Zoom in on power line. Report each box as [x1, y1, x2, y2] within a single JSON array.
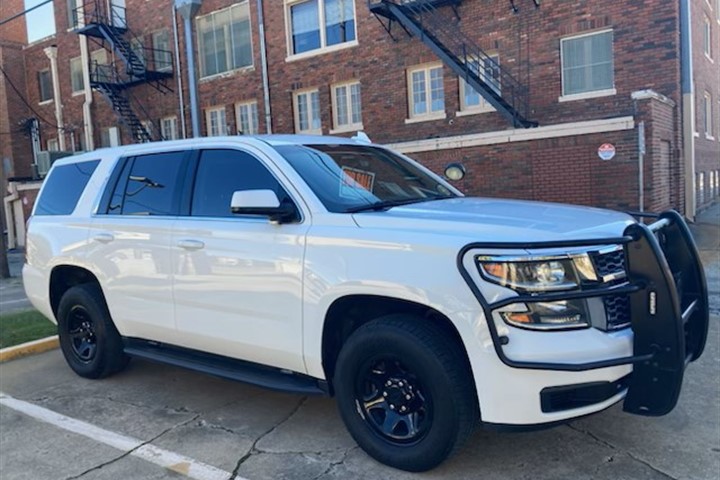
[[0, 0, 53, 27], [0, 64, 60, 130]]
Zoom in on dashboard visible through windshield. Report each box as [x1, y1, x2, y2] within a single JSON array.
[[275, 144, 458, 213]]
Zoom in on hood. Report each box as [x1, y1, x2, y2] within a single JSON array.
[[351, 197, 635, 243]]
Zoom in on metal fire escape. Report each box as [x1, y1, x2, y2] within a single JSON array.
[[72, 1, 174, 142], [368, 0, 538, 128]]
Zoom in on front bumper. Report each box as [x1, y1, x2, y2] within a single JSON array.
[[458, 210, 709, 417]]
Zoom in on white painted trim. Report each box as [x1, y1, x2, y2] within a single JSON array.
[[404, 113, 447, 124], [386, 116, 635, 154], [285, 40, 359, 63], [455, 108, 494, 117], [0, 393, 247, 480], [631, 89, 677, 107], [558, 88, 617, 103]]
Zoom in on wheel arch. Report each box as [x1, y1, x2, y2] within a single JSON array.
[[49, 265, 104, 318], [321, 294, 477, 397]]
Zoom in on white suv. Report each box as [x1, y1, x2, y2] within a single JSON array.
[[23, 135, 709, 471]]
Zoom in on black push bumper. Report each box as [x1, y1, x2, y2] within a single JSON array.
[[457, 210, 709, 417]]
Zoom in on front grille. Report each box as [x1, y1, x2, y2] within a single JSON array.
[[591, 249, 631, 330], [592, 249, 626, 278], [603, 293, 631, 330]]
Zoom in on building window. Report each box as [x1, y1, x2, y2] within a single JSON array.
[[407, 64, 445, 120], [161, 116, 178, 140], [70, 56, 84, 93], [704, 93, 714, 139], [67, 0, 82, 29], [101, 127, 120, 147], [235, 101, 259, 134], [560, 29, 614, 98], [459, 54, 500, 113], [205, 107, 228, 136], [703, 16, 712, 58], [47, 138, 59, 151], [287, 0, 356, 56], [293, 89, 322, 134], [152, 30, 172, 71], [197, 2, 253, 78], [331, 81, 362, 131], [38, 69, 53, 103]]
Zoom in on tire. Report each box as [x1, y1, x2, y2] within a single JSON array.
[[57, 283, 129, 379], [333, 314, 478, 472]]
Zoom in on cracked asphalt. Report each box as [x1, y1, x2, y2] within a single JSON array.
[[0, 204, 718, 480]]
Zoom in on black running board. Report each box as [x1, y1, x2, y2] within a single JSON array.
[[123, 338, 329, 396]]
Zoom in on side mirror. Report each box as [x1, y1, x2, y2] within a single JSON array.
[[230, 190, 297, 224]]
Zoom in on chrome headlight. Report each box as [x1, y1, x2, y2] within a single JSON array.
[[477, 255, 597, 330], [477, 258, 580, 292]]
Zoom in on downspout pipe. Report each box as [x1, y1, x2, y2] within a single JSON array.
[[43, 46, 65, 150], [175, 0, 202, 138], [79, 35, 94, 151], [172, 4, 187, 139], [256, 0, 272, 133], [680, 0, 696, 220]]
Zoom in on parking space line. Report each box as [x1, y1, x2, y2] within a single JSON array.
[[0, 392, 248, 480]]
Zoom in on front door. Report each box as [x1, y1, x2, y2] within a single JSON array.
[[172, 148, 309, 373]]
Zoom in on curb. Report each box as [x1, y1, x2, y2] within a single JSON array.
[[0, 336, 59, 363]]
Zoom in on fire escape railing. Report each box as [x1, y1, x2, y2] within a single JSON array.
[[369, 0, 537, 128]]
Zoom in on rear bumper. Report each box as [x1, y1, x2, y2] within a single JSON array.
[[458, 209, 709, 420]]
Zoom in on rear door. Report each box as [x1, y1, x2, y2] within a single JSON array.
[[171, 147, 310, 373], [87, 149, 191, 343]]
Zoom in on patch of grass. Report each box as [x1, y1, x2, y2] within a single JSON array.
[[0, 310, 57, 349]]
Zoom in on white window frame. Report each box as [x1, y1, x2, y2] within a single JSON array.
[[205, 107, 228, 136], [152, 30, 173, 72], [38, 69, 53, 104], [284, 0, 359, 61], [47, 138, 59, 151], [330, 81, 363, 133], [458, 54, 500, 116], [405, 63, 446, 123], [704, 92, 714, 139], [293, 88, 322, 134], [160, 116, 178, 140], [235, 101, 259, 135], [70, 56, 85, 95], [559, 29, 616, 102], [703, 15, 713, 60], [197, 2, 254, 80]]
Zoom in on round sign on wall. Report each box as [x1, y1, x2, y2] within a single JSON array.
[[598, 143, 616, 161]]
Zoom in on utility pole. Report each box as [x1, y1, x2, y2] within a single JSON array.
[[0, 163, 10, 278]]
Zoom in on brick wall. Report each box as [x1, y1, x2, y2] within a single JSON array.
[[0, 0, 27, 44], [692, 0, 720, 209], [0, 42, 33, 179]]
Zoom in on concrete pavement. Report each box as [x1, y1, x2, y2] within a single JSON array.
[[0, 251, 32, 314]]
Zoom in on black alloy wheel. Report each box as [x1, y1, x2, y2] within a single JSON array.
[[356, 356, 432, 444], [66, 305, 98, 363], [334, 314, 478, 472]]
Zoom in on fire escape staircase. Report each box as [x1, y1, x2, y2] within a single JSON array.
[[369, 0, 538, 128], [73, 1, 174, 142]]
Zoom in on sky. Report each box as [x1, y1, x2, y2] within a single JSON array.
[[25, 0, 57, 44]]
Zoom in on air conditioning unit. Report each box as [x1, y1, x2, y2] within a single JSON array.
[[35, 151, 75, 178]]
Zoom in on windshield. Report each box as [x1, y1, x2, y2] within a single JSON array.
[[275, 144, 458, 213]]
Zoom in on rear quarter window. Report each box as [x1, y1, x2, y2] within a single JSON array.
[[34, 160, 100, 216]]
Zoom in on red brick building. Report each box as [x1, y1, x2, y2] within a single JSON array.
[[1, 0, 718, 248]]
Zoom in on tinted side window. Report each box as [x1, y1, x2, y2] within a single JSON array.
[[35, 160, 100, 216], [191, 149, 288, 217], [121, 152, 187, 216]]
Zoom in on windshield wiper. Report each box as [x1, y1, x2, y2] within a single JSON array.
[[344, 196, 455, 213]]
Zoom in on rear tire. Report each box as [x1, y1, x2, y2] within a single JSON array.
[[57, 284, 129, 379], [333, 314, 478, 472]]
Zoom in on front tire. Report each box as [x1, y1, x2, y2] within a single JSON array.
[[57, 284, 129, 379], [334, 315, 478, 472]]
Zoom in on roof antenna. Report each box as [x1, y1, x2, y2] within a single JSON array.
[[352, 131, 372, 144]]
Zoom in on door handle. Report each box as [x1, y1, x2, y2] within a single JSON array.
[[92, 233, 114, 244], [177, 239, 205, 251]]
